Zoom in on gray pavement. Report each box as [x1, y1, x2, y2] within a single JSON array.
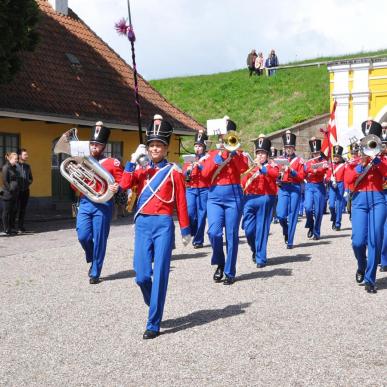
[[0, 214, 386, 386]]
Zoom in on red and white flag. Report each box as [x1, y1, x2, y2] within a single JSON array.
[[320, 100, 338, 158]]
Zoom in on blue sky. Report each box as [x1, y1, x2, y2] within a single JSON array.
[[68, 0, 387, 80]]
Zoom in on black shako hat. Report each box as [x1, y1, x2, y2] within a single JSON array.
[[361, 119, 382, 138], [333, 145, 343, 157], [269, 147, 278, 158], [225, 117, 237, 132], [146, 115, 173, 145], [194, 131, 208, 147], [90, 121, 110, 145], [309, 138, 322, 153], [381, 123, 387, 144], [254, 136, 271, 153], [282, 130, 296, 147]]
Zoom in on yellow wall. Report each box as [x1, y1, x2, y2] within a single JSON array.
[[0, 118, 184, 197]]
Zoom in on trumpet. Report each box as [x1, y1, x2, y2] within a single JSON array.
[[54, 128, 115, 203], [223, 131, 241, 152]]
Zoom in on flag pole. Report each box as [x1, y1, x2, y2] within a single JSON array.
[[115, 1, 143, 144]]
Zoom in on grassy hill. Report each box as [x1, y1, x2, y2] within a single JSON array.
[[150, 49, 387, 142]]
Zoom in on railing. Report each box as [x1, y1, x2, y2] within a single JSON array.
[[262, 54, 387, 75]]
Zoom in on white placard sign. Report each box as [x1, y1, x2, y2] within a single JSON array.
[[206, 118, 227, 136], [70, 141, 91, 157], [182, 154, 196, 164]]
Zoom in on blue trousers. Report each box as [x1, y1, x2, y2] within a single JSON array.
[[186, 187, 208, 246], [134, 214, 174, 332], [76, 197, 113, 278], [381, 190, 387, 267], [207, 184, 243, 278], [277, 183, 301, 247], [351, 191, 386, 285], [243, 194, 276, 265], [304, 182, 326, 238], [329, 181, 345, 228]]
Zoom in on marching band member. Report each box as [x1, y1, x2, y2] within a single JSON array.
[[120, 115, 190, 339], [201, 118, 249, 285], [326, 145, 346, 231], [304, 138, 328, 240], [182, 131, 210, 248], [76, 122, 123, 284], [344, 121, 386, 293], [269, 147, 280, 224], [276, 130, 305, 249], [380, 122, 387, 272], [241, 135, 279, 267]]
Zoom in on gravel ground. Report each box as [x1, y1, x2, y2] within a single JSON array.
[[0, 214, 386, 387]]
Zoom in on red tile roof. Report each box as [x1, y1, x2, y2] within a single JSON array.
[[0, 0, 204, 133]]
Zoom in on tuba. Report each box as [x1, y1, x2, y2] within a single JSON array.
[[223, 130, 241, 152], [54, 128, 115, 203], [359, 134, 382, 157]]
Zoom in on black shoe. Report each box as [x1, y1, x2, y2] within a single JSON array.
[[143, 330, 159, 340], [355, 270, 364, 284], [284, 235, 288, 244], [193, 244, 203, 249], [335, 227, 341, 231], [256, 263, 266, 268], [331, 222, 336, 230], [9, 229, 18, 235], [380, 265, 387, 272], [307, 229, 313, 238], [18, 226, 26, 232], [213, 265, 224, 282], [286, 245, 293, 249], [223, 276, 235, 285], [312, 235, 320, 240], [89, 277, 100, 284], [365, 283, 377, 293]]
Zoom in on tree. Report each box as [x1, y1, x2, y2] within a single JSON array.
[[0, 0, 40, 84]]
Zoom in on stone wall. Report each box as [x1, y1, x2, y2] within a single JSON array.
[[266, 113, 330, 159]]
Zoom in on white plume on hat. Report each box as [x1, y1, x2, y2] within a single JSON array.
[[95, 121, 103, 126]]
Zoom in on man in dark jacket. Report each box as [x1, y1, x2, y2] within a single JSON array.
[[2, 152, 20, 235], [16, 149, 33, 232], [246, 49, 258, 77]]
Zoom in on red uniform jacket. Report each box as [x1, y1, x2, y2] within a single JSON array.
[[325, 162, 346, 183], [71, 157, 123, 197], [241, 162, 279, 195], [304, 157, 328, 184], [279, 155, 305, 184], [201, 149, 249, 186], [120, 160, 190, 233], [182, 154, 210, 188], [344, 156, 387, 192]]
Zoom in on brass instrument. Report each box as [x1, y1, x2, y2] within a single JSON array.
[[359, 134, 382, 157], [54, 128, 115, 204], [223, 131, 241, 152]]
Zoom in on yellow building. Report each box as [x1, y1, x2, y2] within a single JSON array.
[[328, 58, 387, 145], [0, 0, 203, 209]]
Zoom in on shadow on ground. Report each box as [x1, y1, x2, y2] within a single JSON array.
[[296, 240, 331, 248], [376, 276, 387, 291], [237, 268, 292, 282], [101, 270, 135, 281], [161, 302, 251, 334], [268, 254, 311, 266], [172, 252, 208, 261]]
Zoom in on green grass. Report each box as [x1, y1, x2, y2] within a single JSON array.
[[150, 49, 387, 143]]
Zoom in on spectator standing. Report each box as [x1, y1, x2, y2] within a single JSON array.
[[255, 52, 264, 76], [246, 49, 258, 77], [265, 49, 279, 76], [1, 152, 20, 235], [16, 148, 33, 232]]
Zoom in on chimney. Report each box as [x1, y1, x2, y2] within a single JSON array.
[[48, 0, 68, 15]]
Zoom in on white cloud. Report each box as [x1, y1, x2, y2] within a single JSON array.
[[68, 0, 387, 79]]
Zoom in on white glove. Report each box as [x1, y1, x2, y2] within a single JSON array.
[[130, 144, 147, 163], [182, 234, 191, 247], [343, 191, 348, 199]]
